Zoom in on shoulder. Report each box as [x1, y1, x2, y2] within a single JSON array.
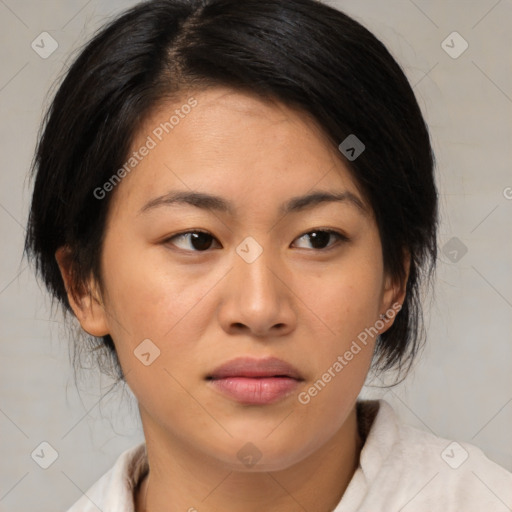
[[65, 442, 147, 512], [397, 417, 511, 508], [352, 400, 512, 511]]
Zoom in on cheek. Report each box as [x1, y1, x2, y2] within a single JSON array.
[[100, 238, 202, 337], [99, 239, 229, 389], [307, 264, 384, 341]]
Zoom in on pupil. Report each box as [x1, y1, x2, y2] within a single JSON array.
[[310, 231, 329, 249], [191, 232, 212, 251]]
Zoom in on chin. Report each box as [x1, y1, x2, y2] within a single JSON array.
[[207, 434, 318, 473]]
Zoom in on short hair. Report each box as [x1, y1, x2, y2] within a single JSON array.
[[24, 0, 438, 381]]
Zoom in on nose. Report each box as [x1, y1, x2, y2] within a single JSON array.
[[217, 245, 297, 338]]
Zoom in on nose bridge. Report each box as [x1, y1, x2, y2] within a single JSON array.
[[219, 234, 295, 335], [234, 235, 281, 309]]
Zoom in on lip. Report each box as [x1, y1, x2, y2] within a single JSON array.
[[206, 357, 304, 405]]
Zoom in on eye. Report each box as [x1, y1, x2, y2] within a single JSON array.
[[165, 230, 221, 252], [292, 229, 348, 250], [164, 228, 348, 253]]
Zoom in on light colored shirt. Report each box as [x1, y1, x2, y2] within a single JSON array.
[[65, 399, 512, 511]]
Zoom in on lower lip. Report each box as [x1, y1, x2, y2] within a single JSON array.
[[208, 377, 300, 405]]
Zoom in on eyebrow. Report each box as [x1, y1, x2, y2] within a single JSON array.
[[138, 189, 368, 217]]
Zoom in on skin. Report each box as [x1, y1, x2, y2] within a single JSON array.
[[56, 87, 408, 512]]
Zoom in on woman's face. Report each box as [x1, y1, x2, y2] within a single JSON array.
[[62, 87, 404, 471]]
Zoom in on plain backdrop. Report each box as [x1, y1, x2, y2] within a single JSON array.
[[0, 1, 511, 511]]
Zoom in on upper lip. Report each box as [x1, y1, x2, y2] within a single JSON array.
[[207, 356, 303, 380]]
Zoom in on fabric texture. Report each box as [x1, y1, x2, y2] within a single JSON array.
[[65, 399, 512, 511]]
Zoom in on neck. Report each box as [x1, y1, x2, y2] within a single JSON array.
[[135, 405, 363, 512]]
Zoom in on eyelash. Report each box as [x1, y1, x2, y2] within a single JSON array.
[[163, 229, 349, 253]]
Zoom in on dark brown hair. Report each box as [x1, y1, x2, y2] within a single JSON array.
[[24, 0, 438, 381]]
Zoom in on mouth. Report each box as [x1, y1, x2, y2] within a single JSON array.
[[206, 356, 304, 405]]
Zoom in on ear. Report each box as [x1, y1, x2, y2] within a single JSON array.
[[378, 249, 411, 333], [55, 246, 110, 337]]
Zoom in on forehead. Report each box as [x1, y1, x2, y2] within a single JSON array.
[[109, 87, 368, 217]]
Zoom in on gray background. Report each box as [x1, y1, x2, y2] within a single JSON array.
[[1, 1, 511, 511]]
